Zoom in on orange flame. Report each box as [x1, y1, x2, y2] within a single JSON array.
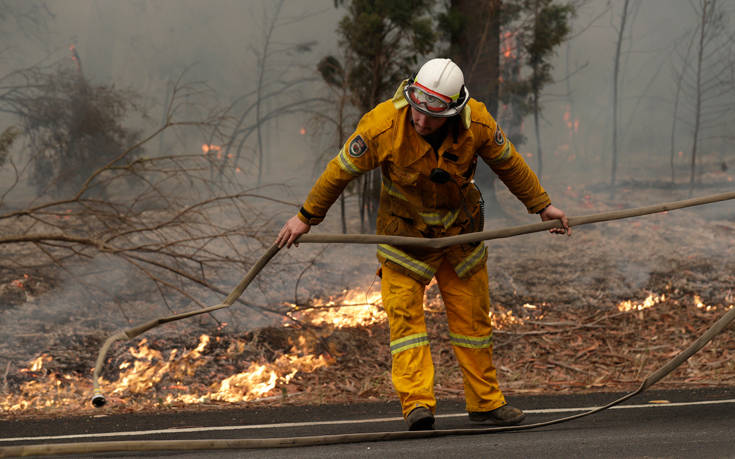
[[27, 354, 51, 372], [617, 293, 665, 312], [694, 295, 720, 312], [501, 31, 516, 59], [206, 354, 330, 403], [5, 282, 730, 415], [287, 287, 385, 328], [69, 44, 82, 72], [202, 144, 222, 155]]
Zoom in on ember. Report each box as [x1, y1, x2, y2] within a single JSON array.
[[10, 274, 30, 289], [201, 144, 221, 155]]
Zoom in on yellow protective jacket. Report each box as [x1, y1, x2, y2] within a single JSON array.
[[298, 81, 551, 284]]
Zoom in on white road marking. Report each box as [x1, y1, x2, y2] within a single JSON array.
[[2, 398, 734, 443]]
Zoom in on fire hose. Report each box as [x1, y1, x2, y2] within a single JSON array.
[[1, 191, 734, 457]]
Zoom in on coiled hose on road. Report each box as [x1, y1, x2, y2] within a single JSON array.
[[2, 191, 734, 457]]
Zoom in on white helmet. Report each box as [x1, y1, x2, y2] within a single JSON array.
[[404, 58, 469, 118]]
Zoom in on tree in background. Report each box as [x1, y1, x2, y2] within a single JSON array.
[[440, 0, 502, 116], [609, 0, 632, 197], [2, 58, 144, 199], [0, 75, 294, 327], [438, 1, 504, 215], [219, 1, 320, 187], [438, 0, 574, 215], [502, 0, 575, 180], [324, 0, 437, 232], [669, 27, 697, 185], [0, 0, 51, 47], [315, 54, 354, 233], [0, 128, 19, 198], [681, 0, 732, 196], [318, 0, 574, 224]]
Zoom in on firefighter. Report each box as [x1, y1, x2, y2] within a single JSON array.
[[276, 58, 570, 431]]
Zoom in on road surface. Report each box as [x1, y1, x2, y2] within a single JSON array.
[[1, 388, 733, 458]]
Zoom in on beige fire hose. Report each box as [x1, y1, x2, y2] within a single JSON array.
[[2, 191, 734, 457]]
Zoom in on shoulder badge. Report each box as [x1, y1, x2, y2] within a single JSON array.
[[494, 128, 505, 146], [348, 135, 368, 158]]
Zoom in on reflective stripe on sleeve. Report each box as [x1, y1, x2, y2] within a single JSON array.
[[454, 243, 487, 278], [336, 146, 366, 176], [449, 332, 493, 349], [390, 332, 430, 354], [378, 244, 436, 282], [485, 142, 512, 166]]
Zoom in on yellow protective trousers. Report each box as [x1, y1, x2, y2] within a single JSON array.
[[381, 257, 506, 418]]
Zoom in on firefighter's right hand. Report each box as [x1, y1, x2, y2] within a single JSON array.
[[276, 215, 311, 248]]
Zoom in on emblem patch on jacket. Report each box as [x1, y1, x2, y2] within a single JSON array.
[[494, 128, 505, 146], [348, 135, 368, 157]]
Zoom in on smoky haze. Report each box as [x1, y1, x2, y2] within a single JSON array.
[[540, 0, 734, 189], [1, 0, 733, 351], [2, 0, 732, 204]]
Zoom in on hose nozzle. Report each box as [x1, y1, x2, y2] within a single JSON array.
[[91, 390, 107, 408]]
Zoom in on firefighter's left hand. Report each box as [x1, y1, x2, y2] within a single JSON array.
[[539, 204, 571, 236]]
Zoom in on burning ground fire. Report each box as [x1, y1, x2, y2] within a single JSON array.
[[0, 286, 386, 414], [1, 285, 732, 415], [286, 286, 385, 328], [617, 293, 666, 312], [617, 293, 733, 313]]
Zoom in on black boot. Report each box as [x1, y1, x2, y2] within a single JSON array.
[[468, 404, 525, 426], [406, 406, 435, 431]]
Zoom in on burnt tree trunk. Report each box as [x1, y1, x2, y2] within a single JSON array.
[[611, 0, 630, 198], [450, 0, 505, 217], [452, 0, 501, 115], [689, 0, 709, 197]]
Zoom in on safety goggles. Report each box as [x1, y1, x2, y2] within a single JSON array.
[[405, 83, 454, 113]]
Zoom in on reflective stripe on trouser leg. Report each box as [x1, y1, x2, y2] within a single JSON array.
[[436, 259, 506, 412], [381, 262, 436, 418]]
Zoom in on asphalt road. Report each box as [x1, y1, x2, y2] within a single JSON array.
[[1, 388, 733, 458]]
